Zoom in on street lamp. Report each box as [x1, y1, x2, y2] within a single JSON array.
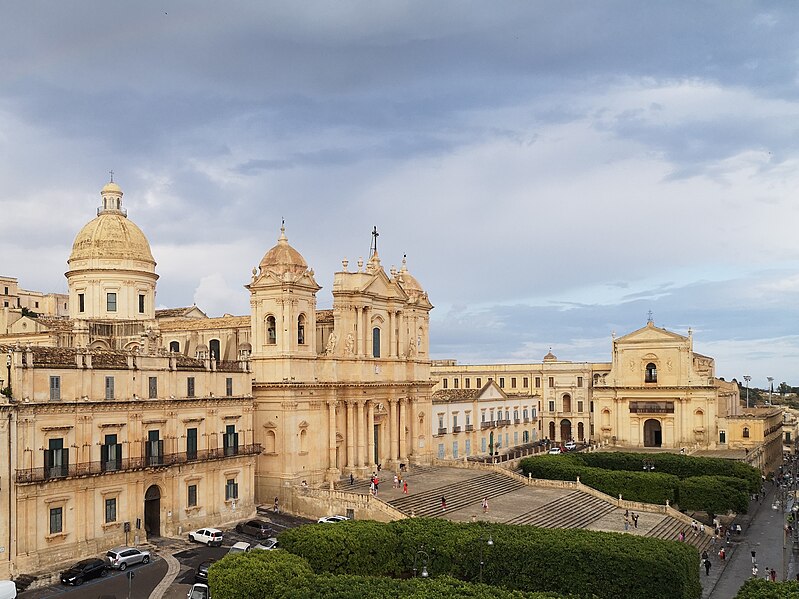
[[478, 534, 494, 583], [768, 377, 774, 405], [412, 547, 429, 578], [642, 459, 655, 472], [743, 376, 751, 409]]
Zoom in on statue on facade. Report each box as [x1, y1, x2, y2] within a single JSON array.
[[344, 333, 355, 356], [325, 332, 338, 355], [407, 337, 417, 357]]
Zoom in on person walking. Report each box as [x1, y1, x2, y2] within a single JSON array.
[[704, 558, 712, 576], [752, 564, 759, 578], [770, 568, 777, 582], [441, 496, 447, 511], [273, 496, 279, 514], [350, 473, 354, 486], [632, 513, 638, 528], [403, 480, 408, 494], [482, 497, 489, 514]]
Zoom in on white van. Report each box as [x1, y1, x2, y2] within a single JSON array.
[[0, 581, 16, 599]]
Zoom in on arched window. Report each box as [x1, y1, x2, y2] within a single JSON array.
[[300, 429, 308, 452], [266, 316, 276, 345], [645, 363, 657, 383], [372, 327, 381, 358], [743, 427, 750, 438], [209, 339, 221, 361], [562, 394, 572, 413], [297, 314, 306, 345], [169, 341, 180, 353], [265, 430, 276, 453]]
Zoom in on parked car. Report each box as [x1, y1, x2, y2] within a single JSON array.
[[187, 583, 210, 599], [195, 559, 215, 583], [317, 515, 350, 523], [189, 528, 223, 546], [564, 440, 577, 451], [227, 541, 251, 555], [0, 580, 16, 599], [253, 537, 279, 551], [235, 519, 272, 539], [105, 546, 151, 570], [548, 446, 562, 455], [60, 557, 107, 585]]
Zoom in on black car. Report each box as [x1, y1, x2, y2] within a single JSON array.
[[235, 519, 272, 539], [195, 559, 215, 583], [60, 557, 107, 585]]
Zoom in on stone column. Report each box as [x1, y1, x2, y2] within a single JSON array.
[[327, 400, 338, 478], [367, 401, 375, 468], [388, 311, 395, 357], [397, 311, 405, 356], [399, 397, 408, 462], [362, 306, 369, 357], [389, 398, 398, 463], [408, 397, 417, 460], [354, 306, 362, 356], [357, 401, 365, 468], [346, 400, 355, 469]]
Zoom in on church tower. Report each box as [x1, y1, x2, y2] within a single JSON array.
[[247, 224, 320, 382], [66, 179, 158, 323]]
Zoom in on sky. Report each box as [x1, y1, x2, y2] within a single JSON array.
[[0, 2, 797, 386]]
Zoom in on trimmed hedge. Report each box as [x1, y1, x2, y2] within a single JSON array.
[[208, 549, 578, 599], [519, 452, 758, 513], [733, 578, 799, 598], [277, 519, 701, 599]]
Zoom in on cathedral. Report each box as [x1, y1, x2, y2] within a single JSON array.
[[0, 180, 434, 576]]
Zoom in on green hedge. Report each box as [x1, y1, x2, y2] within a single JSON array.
[[278, 519, 701, 599], [208, 549, 578, 599], [678, 476, 750, 515], [733, 578, 799, 598]]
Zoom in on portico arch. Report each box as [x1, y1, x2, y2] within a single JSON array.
[[643, 419, 662, 447], [560, 419, 572, 441]]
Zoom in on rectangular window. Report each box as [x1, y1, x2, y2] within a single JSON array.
[[577, 376, 583, 387], [138, 294, 145, 314], [225, 478, 239, 500], [577, 401, 584, 413], [453, 414, 458, 428], [523, 377, 529, 388], [35, 301, 39, 308], [106, 292, 117, 312], [2, 287, 6, 295], [148, 376, 157, 399], [78, 293, 85, 313], [105, 376, 115, 400], [187, 377, 195, 398], [437, 444, 445, 459], [454, 378, 459, 389], [465, 439, 471, 456], [481, 437, 487, 453], [548, 400, 555, 412], [105, 498, 117, 523], [224, 424, 239, 456], [452, 441, 459, 459], [535, 377, 541, 388], [466, 413, 471, 426], [476, 378, 482, 388], [188, 484, 198, 507], [443, 379, 448, 389], [187, 428, 198, 461], [499, 377, 504, 388], [511, 377, 517, 388], [101, 434, 121, 471], [226, 377, 233, 397], [514, 431, 518, 444], [49, 507, 63, 534], [548, 377, 554, 387], [49, 376, 61, 401], [45, 438, 68, 479], [481, 411, 486, 423], [465, 378, 470, 389], [146, 430, 163, 466]]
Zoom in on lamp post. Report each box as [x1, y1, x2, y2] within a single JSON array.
[[768, 377, 774, 405], [412, 548, 429, 578], [743, 376, 751, 409], [478, 534, 494, 583], [642, 459, 655, 472]]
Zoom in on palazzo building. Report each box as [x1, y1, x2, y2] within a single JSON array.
[[0, 179, 434, 577]]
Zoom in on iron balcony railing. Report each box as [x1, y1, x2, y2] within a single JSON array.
[[465, 424, 474, 432], [437, 427, 448, 436], [15, 444, 262, 484], [452, 426, 462, 433]]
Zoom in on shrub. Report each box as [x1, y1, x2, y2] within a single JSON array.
[[208, 549, 313, 599], [678, 476, 750, 515], [733, 578, 799, 598]]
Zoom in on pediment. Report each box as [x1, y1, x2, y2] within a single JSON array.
[[361, 269, 408, 301], [616, 323, 687, 344], [8, 315, 46, 334], [476, 380, 507, 401]]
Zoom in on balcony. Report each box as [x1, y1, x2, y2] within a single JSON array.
[[523, 418, 530, 424], [452, 426, 462, 433], [437, 427, 448, 436], [465, 424, 474, 432], [16, 444, 262, 484], [514, 418, 521, 425], [481, 421, 494, 430]]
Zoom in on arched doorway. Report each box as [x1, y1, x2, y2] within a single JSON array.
[[643, 419, 662, 447], [548, 421, 556, 441], [560, 419, 572, 442], [144, 485, 161, 538], [577, 422, 584, 441]]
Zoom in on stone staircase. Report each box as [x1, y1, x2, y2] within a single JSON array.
[[646, 515, 714, 552], [388, 472, 526, 518], [333, 464, 443, 495], [504, 490, 616, 528]]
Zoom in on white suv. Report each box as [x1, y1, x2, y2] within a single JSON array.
[[189, 528, 223, 546], [564, 441, 577, 451]]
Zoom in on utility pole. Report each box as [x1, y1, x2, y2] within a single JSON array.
[[768, 377, 774, 405]]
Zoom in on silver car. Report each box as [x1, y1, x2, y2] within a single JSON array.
[[105, 546, 151, 570]]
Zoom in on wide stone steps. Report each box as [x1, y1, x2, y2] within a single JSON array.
[[388, 472, 525, 518], [505, 491, 616, 528], [333, 465, 440, 494], [646, 516, 714, 552]]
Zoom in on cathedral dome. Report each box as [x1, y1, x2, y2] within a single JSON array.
[[397, 256, 425, 296], [259, 225, 309, 276], [68, 182, 155, 267]]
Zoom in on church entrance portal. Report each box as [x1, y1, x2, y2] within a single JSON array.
[[643, 419, 662, 447], [560, 419, 572, 442], [144, 485, 161, 538]]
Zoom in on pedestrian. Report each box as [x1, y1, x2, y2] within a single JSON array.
[[273, 496, 279, 514], [752, 565, 758, 578], [403, 480, 408, 494], [350, 473, 354, 485], [701, 550, 709, 562], [718, 547, 725, 561], [632, 513, 638, 528], [482, 497, 489, 513], [441, 496, 447, 511], [678, 530, 685, 542], [374, 480, 379, 496], [770, 568, 777, 582], [711, 534, 717, 547], [704, 559, 711, 576], [370, 481, 375, 495], [394, 474, 399, 488], [624, 516, 629, 531]]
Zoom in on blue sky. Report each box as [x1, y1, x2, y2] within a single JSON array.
[[1, 2, 797, 385]]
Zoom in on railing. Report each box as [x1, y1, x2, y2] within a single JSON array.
[[481, 421, 494, 430], [465, 424, 474, 432], [16, 444, 262, 484], [452, 426, 462, 433], [514, 418, 521, 425], [437, 427, 448, 435], [523, 418, 530, 424]]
